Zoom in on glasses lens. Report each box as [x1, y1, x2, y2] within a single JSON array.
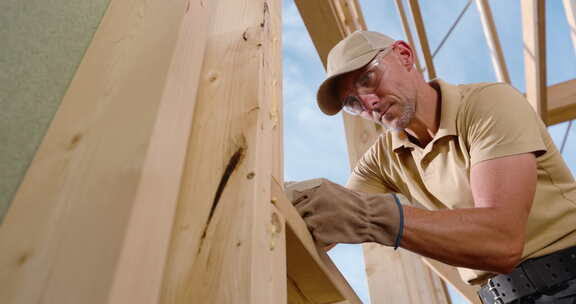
[[355, 66, 380, 94], [342, 96, 364, 115], [355, 50, 388, 94]]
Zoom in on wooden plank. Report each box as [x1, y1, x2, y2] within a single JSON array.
[[562, 1, 576, 125], [271, 0, 284, 184], [349, 0, 368, 30], [395, 0, 423, 72], [564, 0, 576, 53], [0, 0, 190, 303], [271, 204, 289, 304], [422, 258, 481, 304], [407, 0, 437, 80], [158, 0, 286, 303], [333, 0, 367, 35], [332, 0, 352, 36], [272, 178, 362, 304], [547, 79, 576, 125], [106, 1, 215, 303], [521, 0, 547, 122], [476, 0, 511, 83], [364, 244, 451, 304]]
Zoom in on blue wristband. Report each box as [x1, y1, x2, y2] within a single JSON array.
[[392, 193, 404, 250]]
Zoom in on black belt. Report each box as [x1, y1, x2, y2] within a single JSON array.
[[478, 245, 576, 304]]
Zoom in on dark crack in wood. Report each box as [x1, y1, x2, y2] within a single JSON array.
[[200, 147, 245, 242], [261, 2, 269, 27]]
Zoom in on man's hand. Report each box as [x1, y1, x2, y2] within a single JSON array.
[[286, 178, 404, 248]]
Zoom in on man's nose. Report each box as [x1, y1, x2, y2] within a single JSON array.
[[358, 94, 379, 112]]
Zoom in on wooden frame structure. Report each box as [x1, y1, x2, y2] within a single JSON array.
[[0, 0, 360, 303], [1, 0, 576, 304]]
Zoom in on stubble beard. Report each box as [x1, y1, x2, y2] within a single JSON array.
[[379, 98, 416, 131]]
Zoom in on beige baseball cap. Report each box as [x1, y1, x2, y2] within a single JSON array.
[[316, 31, 395, 115]]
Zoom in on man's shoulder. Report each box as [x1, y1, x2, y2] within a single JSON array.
[[456, 81, 511, 102]]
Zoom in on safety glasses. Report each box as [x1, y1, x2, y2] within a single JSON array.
[[341, 48, 392, 115]]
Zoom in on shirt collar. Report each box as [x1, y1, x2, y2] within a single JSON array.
[[391, 79, 460, 152]]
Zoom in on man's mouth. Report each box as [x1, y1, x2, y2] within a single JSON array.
[[382, 103, 393, 115], [378, 102, 394, 122]]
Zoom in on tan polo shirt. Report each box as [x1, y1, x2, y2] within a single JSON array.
[[346, 79, 576, 284]]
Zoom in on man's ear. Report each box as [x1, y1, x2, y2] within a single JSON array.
[[393, 41, 415, 71]]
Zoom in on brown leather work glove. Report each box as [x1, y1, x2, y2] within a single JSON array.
[[285, 178, 404, 249]]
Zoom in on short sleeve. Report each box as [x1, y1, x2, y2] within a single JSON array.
[[345, 138, 394, 194], [461, 83, 547, 167]]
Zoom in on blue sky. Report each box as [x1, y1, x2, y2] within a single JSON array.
[[282, 0, 576, 303]]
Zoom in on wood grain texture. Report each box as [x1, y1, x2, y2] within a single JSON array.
[[521, 0, 547, 122], [159, 0, 285, 303], [0, 0, 188, 303], [107, 1, 215, 303], [271, 0, 284, 185], [547, 79, 576, 125]]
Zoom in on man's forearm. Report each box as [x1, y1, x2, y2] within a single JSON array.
[[399, 205, 525, 273]]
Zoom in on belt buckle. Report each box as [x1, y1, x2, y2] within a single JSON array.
[[488, 278, 505, 304]]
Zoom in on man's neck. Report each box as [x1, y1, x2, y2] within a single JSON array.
[[405, 82, 441, 148]]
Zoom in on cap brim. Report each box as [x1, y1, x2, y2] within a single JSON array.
[[316, 49, 381, 115]]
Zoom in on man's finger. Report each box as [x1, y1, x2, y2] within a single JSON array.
[[291, 190, 310, 206], [295, 200, 317, 218]]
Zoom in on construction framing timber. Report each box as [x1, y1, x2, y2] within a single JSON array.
[[0, 0, 575, 304]]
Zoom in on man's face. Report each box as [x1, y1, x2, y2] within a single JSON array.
[[337, 46, 417, 131]]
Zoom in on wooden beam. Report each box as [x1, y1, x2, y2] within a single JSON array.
[[332, 0, 367, 35], [332, 1, 353, 36], [158, 0, 286, 303], [395, 0, 423, 72], [564, 0, 576, 53], [364, 244, 452, 304], [407, 0, 437, 80], [547, 79, 576, 125], [272, 0, 284, 185], [348, 0, 369, 30], [272, 179, 362, 304], [521, 0, 547, 122], [422, 258, 481, 304], [107, 2, 216, 303], [476, 0, 511, 83], [0, 1, 193, 303]]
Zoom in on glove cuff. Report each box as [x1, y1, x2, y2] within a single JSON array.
[[364, 192, 404, 248]]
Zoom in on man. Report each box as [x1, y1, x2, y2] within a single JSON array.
[[291, 31, 576, 303]]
